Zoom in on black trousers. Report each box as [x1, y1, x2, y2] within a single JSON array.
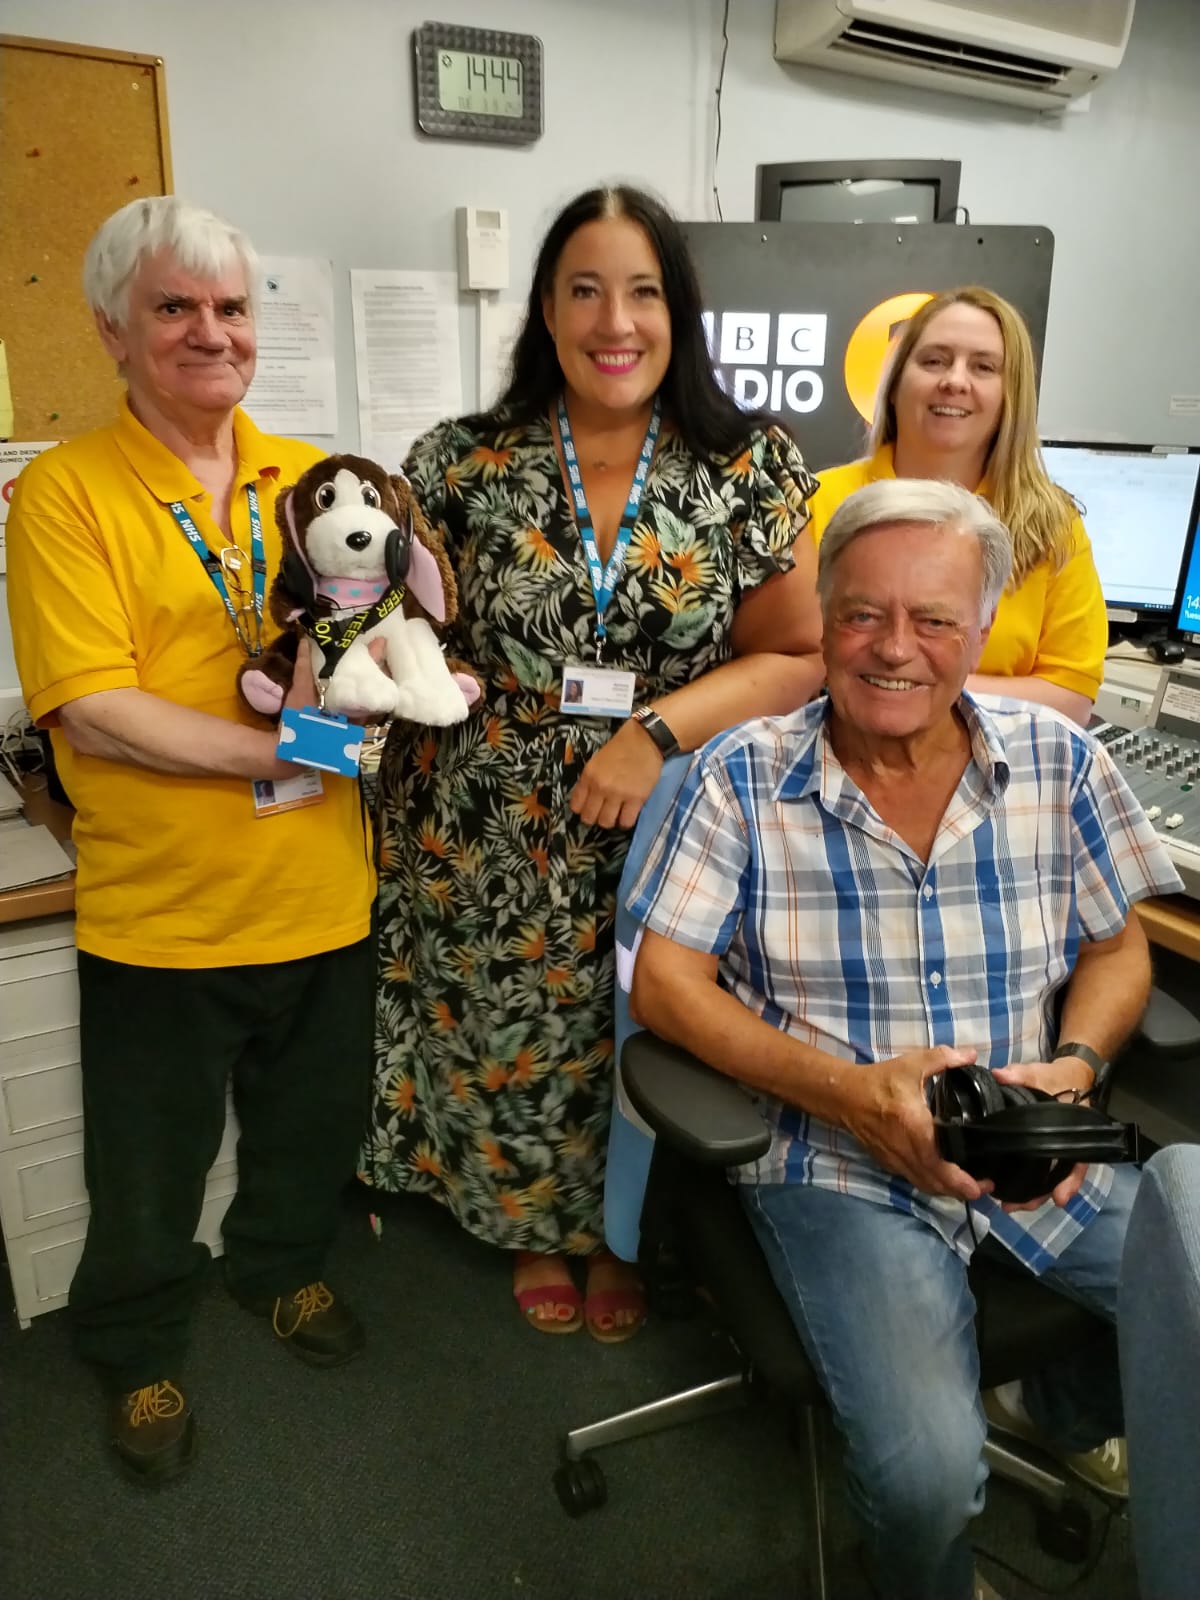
[[70, 936, 375, 1392]]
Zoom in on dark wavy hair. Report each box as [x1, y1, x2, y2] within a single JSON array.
[[472, 184, 780, 459]]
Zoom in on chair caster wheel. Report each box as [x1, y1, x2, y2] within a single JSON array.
[[1036, 1497, 1091, 1563], [554, 1456, 608, 1517]]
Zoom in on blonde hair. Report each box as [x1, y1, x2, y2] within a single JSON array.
[[868, 286, 1076, 585]]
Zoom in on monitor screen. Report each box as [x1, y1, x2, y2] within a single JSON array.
[[777, 178, 938, 225], [756, 160, 960, 225], [1173, 511, 1200, 639], [1040, 443, 1200, 617]]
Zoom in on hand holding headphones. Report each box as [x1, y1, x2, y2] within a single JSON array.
[[838, 1044, 990, 1203], [930, 1060, 1139, 1205]]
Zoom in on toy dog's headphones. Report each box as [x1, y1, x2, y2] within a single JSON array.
[[930, 1060, 1139, 1204], [280, 521, 413, 620]]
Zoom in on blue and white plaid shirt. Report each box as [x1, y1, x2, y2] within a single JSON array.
[[629, 693, 1183, 1273]]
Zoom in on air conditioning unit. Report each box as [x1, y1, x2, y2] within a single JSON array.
[[774, 0, 1135, 111]]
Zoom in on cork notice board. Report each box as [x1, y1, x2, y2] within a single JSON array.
[[0, 34, 173, 441]]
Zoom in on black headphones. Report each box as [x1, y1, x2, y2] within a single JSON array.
[[279, 521, 413, 617], [384, 521, 413, 590], [930, 1065, 1139, 1203]]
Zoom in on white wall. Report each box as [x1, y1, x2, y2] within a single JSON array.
[[720, 0, 1200, 445], [2, 0, 1197, 696]]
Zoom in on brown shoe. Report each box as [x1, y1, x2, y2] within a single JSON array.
[[109, 1380, 195, 1483], [245, 1282, 364, 1367]]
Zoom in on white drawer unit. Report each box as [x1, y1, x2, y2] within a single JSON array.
[[0, 1028, 84, 1148], [0, 1119, 239, 1240], [5, 1167, 239, 1326], [1, 1127, 92, 1237], [0, 916, 239, 1327], [0, 918, 79, 1044]]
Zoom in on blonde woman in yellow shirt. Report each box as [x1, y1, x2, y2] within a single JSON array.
[[806, 287, 1107, 724]]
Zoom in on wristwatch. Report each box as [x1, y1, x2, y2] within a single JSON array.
[[1052, 1040, 1113, 1105], [631, 704, 681, 759]]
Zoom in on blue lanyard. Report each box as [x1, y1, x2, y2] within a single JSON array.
[[557, 395, 661, 660], [168, 484, 266, 658]]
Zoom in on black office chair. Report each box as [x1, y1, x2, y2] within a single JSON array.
[[556, 990, 1200, 1599]]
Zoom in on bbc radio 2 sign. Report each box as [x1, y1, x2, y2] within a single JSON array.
[[702, 309, 830, 417], [703, 291, 937, 428], [684, 223, 1053, 470]]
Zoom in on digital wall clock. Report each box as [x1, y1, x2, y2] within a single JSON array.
[[413, 22, 543, 145]]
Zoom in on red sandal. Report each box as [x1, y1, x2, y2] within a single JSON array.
[[513, 1251, 583, 1335], [584, 1251, 647, 1344]]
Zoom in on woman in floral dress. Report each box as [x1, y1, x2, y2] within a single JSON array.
[[362, 185, 825, 1337]]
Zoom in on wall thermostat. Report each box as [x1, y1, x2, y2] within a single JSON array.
[[456, 207, 510, 292], [413, 22, 543, 145]]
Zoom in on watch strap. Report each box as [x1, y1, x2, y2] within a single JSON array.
[[631, 705, 680, 759], [1052, 1040, 1111, 1101]]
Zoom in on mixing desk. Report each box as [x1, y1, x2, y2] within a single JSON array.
[[1093, 664, 1200, 900]]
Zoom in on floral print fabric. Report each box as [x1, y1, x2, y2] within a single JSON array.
[[361, 410, 815, 1250]]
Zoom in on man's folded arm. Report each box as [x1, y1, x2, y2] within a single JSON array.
[[57, 688, 300, 781]]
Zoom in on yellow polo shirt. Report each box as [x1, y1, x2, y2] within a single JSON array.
[[6, 398, 375, 967], [805, 445, 1108, 699]]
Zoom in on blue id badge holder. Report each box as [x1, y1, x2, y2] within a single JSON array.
[[277, 705, 365, 777]]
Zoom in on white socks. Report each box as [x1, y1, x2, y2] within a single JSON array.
[[989, 1378, 1032, 1426]]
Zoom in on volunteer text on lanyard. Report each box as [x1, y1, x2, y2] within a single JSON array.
[[168, 485, 266, 658]]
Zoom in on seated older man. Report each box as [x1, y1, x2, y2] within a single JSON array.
[[629, 478, 1182, 1600]]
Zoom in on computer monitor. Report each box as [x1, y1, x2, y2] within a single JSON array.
[[1171, 494, 1200, 643], [1039, 442, 1200, 621], [756, 160, 961, 224]]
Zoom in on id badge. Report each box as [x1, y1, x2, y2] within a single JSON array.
[[253, 769, 325, 817], [560, 663, 636, 718], [277, 705, 365, 776]]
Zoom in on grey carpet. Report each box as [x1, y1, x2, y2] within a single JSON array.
[[0, 1184, 1137, 1600]]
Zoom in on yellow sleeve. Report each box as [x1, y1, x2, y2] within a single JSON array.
[[803, 460, 869, 548], [1030, 516, 1109, 699], [5, 452, 139, 727]]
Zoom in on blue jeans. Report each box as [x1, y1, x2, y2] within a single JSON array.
[[743, 1167, 1136, 1600]]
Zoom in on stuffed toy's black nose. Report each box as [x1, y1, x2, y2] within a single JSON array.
[[346, 530, 373, 552], [384, 524, 413, 588]]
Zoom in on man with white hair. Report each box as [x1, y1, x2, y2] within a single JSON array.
[[630, 478, 1182, 1600], [6, 198, 375, 1482]]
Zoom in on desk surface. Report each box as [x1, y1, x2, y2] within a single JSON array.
[[1136, 895, 1200, 964], [0, 778, 76, 926]]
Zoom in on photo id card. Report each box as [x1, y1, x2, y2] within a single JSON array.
[[560, 663, 636, 718], [252, 769, 325, 817]]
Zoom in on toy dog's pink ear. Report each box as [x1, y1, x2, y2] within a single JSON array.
[[406, 536, 447, 621]]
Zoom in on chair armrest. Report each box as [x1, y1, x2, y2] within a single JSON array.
[[1137, 986, 1200, 1059], [621, 1032, 772, 1167]]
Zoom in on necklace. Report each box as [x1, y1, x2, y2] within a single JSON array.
[[556, 399, 657, 477], [585, 450, 640, 475]]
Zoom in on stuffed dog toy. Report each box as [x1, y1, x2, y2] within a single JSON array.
[[237, 454, 480, 725]]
